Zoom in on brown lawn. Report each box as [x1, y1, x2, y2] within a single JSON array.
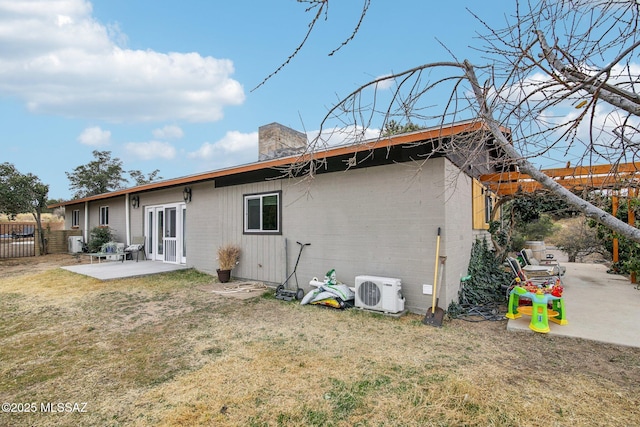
[[0, 254, 639, 426]]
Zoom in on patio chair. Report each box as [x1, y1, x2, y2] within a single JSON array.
[[505, 256, 562, 292], [520, 248, 566, 276], [99, 241, 125, 262], [124, 236, 146, 262]]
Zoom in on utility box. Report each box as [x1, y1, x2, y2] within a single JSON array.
[[68, 236, 84, 253]]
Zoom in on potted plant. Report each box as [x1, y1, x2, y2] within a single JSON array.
[[217, 244, 241, 283]]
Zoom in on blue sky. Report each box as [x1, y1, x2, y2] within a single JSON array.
[[1, 0, 522, 200]]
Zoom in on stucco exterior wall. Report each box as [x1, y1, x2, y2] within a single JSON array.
[[59, 157, 477, 315], [88, 196, 127, 243], [281, 160, 447, 313], [442, 161, 475, 308], [64, 203, 84, 231], [64, 197, 127, 245], [183, 158, 470, 314]]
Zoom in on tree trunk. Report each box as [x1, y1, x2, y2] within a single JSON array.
[[463, 60, 640, 244]]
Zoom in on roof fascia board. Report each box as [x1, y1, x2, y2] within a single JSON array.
[[52, 120, 497, 207]]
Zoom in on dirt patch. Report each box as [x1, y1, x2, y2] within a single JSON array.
[[0, 253, 91, 278], [198, 281, 269, 300]]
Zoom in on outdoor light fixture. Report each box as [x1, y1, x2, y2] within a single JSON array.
[[131, 195, 140, 209], [183, 187, 192, 204]]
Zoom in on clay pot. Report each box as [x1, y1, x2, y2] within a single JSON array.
[[217, 269, 231, 283]]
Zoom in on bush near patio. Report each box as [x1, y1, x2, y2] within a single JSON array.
[[88, 226, 114, 253]]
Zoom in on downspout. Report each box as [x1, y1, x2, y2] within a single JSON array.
[[125, 195, 131, 245], [83, 201, 89, 242]]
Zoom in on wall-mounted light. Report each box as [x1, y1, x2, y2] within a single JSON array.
[[131, 195, 140, 209], [183, 187, 192, 204]]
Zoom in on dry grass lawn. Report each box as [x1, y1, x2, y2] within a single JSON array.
[[1, 254, 639, 426]]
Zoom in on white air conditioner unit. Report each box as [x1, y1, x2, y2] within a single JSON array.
[[68, 236, 84, 253], [355, 275, 405, 314]]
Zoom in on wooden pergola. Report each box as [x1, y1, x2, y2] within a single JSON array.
[[479, 162, 640, 263]]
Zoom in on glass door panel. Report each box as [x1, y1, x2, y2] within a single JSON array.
[[181, 206, 187, 264], [145, 203, 185, 264], [157, 210, 164, 257], [164, 207, 177, 263]]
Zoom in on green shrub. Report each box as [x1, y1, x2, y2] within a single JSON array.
[[448, 238, 512, 318], [520, 214, 559, 241], [465, 238, 511, 303], [88, 226, 114, 253]]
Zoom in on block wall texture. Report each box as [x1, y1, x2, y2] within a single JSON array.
[[258, 123, 307, 161], [44, 229, 83, 254]]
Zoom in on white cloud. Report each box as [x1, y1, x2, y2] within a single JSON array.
[[124, 141, 176, 160], [188, 130, 258, 163], [493, 65, 640, 167], [187, 126, 387, 172], [0, 0, 244, 123], [372, 74, 394, 90], [307, 125, 381, 148], [77, 126, 110, 146], [153, 125, 184, 140]]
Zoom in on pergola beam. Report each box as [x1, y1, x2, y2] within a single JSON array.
[[480, 162, 640, 196], [480, 162, 640, 267]]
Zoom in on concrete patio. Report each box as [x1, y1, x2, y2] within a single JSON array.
[[507, 261, 640, 348], [61, 259, 189, 280]]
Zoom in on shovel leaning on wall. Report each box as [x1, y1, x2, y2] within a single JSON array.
[[423, 228, 446, 327]]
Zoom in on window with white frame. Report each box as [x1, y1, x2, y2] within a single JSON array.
[[244, 191, 281, 234], [72, 209, 80, 227], [99, 206, 109, 226]]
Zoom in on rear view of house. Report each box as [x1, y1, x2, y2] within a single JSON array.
[[56, 121, 501, 313]]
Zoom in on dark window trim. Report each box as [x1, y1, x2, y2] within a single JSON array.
[[72, 209, 80, 227], [243, 190, 282, 235], [99, 206, 109, 226]]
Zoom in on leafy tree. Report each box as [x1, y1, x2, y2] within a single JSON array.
[[0, 163, 49, 254], [490, 190, 580, 256], [66, 151, 163, 198], [554, 217, 607, 263], [593, 196, 640, 273], [128, 169, 163, 186], [382, 120, 422, 136], [87, 226, 114, 253], [66, 150, 128, 199], [507, 191, 581, 224]]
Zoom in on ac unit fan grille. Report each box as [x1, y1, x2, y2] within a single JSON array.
[[358, 281, 381, 307]]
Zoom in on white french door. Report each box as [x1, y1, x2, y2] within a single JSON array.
[[181, 205, 187, 264], [145, 203, 186, 264]]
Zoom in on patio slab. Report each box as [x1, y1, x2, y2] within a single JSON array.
[[61, 259, 189, 280], [507, 262, 640, 348]]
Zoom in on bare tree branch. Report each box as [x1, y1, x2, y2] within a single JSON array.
[[253, 0, 371, 91], [536, 30, 640, 115], [463, 59, 640, 242], [266, 0, 640, 243], [252, 1, 328, 92]]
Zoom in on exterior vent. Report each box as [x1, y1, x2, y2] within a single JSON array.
[[68, 236, 84, 253], [355, 275, 405, 314]]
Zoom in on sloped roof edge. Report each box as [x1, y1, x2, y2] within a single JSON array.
[[51, 119, 491, 208]]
